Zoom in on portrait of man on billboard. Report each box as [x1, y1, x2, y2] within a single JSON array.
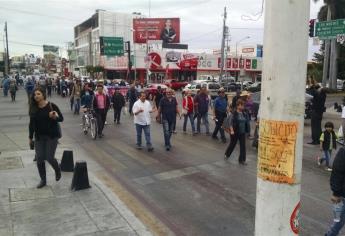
[[160, 19, 176, 43]]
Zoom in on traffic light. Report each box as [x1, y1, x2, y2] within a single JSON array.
[[309, 19, 315, 38]]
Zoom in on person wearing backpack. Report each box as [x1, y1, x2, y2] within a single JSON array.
[[223, 99, 250, 165], [9, 77, 18, 102]]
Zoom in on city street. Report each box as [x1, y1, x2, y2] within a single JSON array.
[[1, 90, 344, 236]]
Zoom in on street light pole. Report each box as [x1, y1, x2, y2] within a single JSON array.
[[235, 36, 250, 82], [255, 0, 309, 235]]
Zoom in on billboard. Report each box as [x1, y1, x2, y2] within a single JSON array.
[[133, 18, 180, 43], [43, 45, 59, 63]]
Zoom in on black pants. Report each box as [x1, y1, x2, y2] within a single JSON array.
[[10, 91, 16, 101], [225, 133, 246, 163], [311, 111, 322, 143], [212, 111, 226, 140], [129, 102, 134, 115], [96, 109, 107, 135], [35, 136, 60, 181], [113, 107, 122, 123]]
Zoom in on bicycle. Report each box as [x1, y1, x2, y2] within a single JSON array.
[[81, 107, 98, 140]]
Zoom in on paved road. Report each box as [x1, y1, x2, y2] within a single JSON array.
[[1, 89, 343, 236]]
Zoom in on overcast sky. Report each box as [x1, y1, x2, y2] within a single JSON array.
[[0, 0, 323, 58]]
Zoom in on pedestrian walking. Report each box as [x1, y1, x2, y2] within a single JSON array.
[[133, 92, 155, 151], [25, 77, 35, 104], [182, 89, 196, 135], [318, 122, 337, 171], [127, 85, 138, 115], [212, 88, 227, 143], [157, 89, 180, 151], [2, 76, 10, 97], [153, 86, 164, 109], [111, 88, 126, 124], [9, 77, 18, 102], [194, 86, 210, 135], [93, 84, 110, 138], [325, 147, 345, 236], [223, 99, 250, 165], [80, 83, 94, 109], [28, 88, 63, 188], [308, 84, 326, 145], [71, 79, 82, 115], [47, 77, 53, 97]]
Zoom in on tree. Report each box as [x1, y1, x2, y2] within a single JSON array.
[[313, 0, 345, 85]]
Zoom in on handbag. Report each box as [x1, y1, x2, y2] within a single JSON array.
[[49, 102, 62, 139]]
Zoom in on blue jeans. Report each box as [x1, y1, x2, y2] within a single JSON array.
[[321, 150, 332, 168], [183, 113, 195, 133], [135, 124, 152, 148], [74, 98, 81, 114], [162, 119, 174, 147], [326, 199, 345, 236], [197, 112, 209, 134]]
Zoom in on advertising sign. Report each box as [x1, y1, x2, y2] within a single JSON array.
[[43, 45, 59, 63], [133, 18, 180, 43]]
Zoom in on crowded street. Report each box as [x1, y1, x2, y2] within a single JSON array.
[[0, 88, 343, 235]]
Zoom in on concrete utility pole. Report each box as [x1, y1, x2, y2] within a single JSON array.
[[5, 22, 9, 75], [255, 0, 309, 235], [322, 6, 331, 88], [219, 7, 227, 82]]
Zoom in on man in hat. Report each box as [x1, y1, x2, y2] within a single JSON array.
[[212, 87, 228, 143]]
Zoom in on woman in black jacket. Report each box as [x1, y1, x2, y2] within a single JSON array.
[[29, 88, 63, 188]]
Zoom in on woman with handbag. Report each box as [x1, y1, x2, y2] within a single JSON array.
[[29, 88, 63, 188], [182, 89, 196, 135]]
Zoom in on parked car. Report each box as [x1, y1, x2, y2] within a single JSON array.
[[164, 79, 189, 90], [247, 82, 261, 92], [221, 82, 241, 92], [189, 82, 221, 99], [143, 83, 168, 98], [195, 75, 218, 83]]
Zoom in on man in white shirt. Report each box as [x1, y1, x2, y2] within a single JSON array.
[[133, 92, 155, 151]]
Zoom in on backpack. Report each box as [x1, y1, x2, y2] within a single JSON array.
[[9, 82, 17, 92]]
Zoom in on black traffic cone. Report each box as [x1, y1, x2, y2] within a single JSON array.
[[71, 161, 91, 191], [60, 150, 74, 172]]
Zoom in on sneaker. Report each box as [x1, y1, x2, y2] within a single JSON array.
[[325, 167, 332, 172], [317, 157, 321, 166], [147, 147, 154, 152], [136, 145, 143, 150], [224, 155, 229, 161], [173, 130, 177, 134], [105, 121, 108, 125], [166, 146, 171, 151]]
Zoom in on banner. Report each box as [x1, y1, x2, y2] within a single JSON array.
[[133, 18, 180, 43]]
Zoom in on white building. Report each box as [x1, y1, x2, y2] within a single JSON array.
[[73, 10, 140, 75]]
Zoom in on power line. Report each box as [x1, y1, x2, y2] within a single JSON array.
[[0, 6, 80, 22]]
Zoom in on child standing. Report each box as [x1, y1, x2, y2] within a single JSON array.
[[318, 122, 337, 171]]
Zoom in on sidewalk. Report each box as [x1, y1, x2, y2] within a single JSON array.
[[0, 92, 153, 236], [0, 147, 152, 236]]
